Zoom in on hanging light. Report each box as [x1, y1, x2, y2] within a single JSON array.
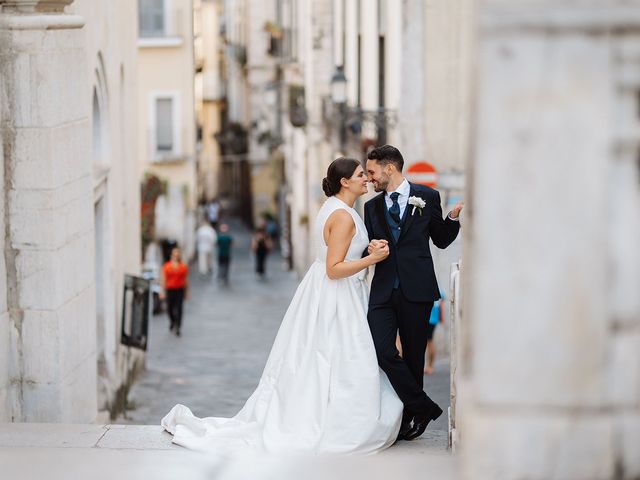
[[330, 65, 347, 105]]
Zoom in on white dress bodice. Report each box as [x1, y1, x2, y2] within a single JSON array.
[[314, 196, 369, 265]]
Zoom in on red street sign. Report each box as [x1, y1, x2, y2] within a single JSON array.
[[407, 162, 438, 187]]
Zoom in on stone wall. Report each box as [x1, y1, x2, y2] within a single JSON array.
[[0, 36, 8, 419], [459, 1, 640, 478], [0, 1, 97, 422], [0, 0, 143, 422]]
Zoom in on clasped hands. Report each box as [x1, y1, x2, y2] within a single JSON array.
[[367, 239, 390, 262]]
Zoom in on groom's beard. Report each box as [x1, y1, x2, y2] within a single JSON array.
[[372, 177, 389, 193]]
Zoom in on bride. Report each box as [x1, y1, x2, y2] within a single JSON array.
[[162, 158, 403, 455]]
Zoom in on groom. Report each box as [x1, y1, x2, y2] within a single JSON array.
[[364, 145, 463, 441]]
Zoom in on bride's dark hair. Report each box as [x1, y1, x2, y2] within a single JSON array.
[[322, 157, 361, 197]]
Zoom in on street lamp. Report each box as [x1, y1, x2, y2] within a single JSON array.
[[330, 65, 347, 151], [329, 65, 398, 150], [330, 65, 347, 104]]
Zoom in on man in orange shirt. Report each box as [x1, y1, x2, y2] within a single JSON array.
[[160, 247, 189, 337]]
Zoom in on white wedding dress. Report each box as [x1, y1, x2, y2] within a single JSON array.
[[161, 196, 403, 455]]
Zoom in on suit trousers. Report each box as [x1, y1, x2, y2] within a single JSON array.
[[368, 287, 438, 420], [166, 288, 185, 330]]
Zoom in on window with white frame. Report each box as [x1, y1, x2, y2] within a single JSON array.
[[156, 97, 173, 152], [139, 0, 165, 38], [151, 93, 180, 158]]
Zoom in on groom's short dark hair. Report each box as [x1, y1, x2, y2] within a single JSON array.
[[367, 145, 404, 172]]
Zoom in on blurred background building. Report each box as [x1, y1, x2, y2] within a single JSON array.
[[194, 0, 224, 204]]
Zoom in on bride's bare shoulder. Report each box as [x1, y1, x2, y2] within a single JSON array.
[[324, 208, 355, 232], [326, 208, 354, 224]]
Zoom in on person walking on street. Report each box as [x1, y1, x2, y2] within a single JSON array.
[[424, 290, 445, 375], [196, 220, 217, 275], [216, 223, 233, 285], [206, 199, 220, 229], [251, 226, 273, 279], [265, 215, 279, 249], [160, 247, 189, 337]]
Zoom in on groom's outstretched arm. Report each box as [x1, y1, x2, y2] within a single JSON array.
[[428, 190, 460, 249]]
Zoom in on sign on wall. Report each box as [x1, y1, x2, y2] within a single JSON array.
[[407, 161, 439, 188], [121, 275, 150, 351]]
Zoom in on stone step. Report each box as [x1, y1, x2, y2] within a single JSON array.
[[0, 423, 455, 480]]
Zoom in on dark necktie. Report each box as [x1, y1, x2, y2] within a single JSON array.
[[389, 192, 401, 225]]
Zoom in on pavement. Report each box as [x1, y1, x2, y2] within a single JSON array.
[[0, 221, 455, 479], [0, 423, 456, 480]]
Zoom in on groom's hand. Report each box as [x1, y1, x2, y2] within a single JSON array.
[[368, 239, 388, 255], [449, 202, 464, 220], [370, 242, 390, 262]]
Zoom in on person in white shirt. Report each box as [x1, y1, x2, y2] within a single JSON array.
[[196, 220, 217, 275], [205, 200, 220, 228]]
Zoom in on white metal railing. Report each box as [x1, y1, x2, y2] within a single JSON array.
[[449, 260, 461, 450]]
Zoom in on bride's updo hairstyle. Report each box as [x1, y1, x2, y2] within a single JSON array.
[[322, 157, 361, 197]]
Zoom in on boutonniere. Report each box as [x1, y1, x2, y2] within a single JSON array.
[[408, 196, 426, 216]]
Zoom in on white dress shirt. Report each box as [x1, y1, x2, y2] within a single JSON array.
[[384, 178, 411, 218], [385, 178, 460, 221]]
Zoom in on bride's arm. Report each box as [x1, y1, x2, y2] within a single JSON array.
[[325, 210, 388, 280]]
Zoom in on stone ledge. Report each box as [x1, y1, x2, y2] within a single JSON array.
[[0, 14, 84, 30], [481, 5, 640, 34]]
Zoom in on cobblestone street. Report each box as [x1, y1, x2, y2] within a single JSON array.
[[120, 221, 450, 452]]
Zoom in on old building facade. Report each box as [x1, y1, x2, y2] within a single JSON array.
[[194, 0, 224, 204]]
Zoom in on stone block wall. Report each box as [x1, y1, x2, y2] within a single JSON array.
[[0, 81, 8, 420], [0, 7, 98, 422]]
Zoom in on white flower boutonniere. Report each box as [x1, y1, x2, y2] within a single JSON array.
[[408, 196, 426, 216]]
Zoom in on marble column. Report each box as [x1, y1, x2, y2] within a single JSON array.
[[344, 0, 358, 106], [398, 0, 424, 161], [384, 0, 401, 145], [332, 0, 343, 67], [359, 0, 378, 115]]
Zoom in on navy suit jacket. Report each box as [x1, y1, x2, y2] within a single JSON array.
[[364, 183, 460, 305]]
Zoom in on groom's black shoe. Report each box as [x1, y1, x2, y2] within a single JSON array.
[[396, 420, 413, 442], [404, 405, 443, 441]]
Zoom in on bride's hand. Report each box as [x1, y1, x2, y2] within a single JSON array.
[[370, 242, 389, 263], [368, 239, 389, 255]]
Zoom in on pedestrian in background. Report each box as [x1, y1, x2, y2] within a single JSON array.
[[206, 199, 220, 229], [216, 223, 233, 285], [196, 219, 217, 275], [265, 216, 279, 249], [424, 290, 445, 375], [160, 247, 189, 337], [251, 226, 273, 279]]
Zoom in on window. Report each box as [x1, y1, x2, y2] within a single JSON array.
[[139, 0, 165, 38], [155, 97, 174, 152]]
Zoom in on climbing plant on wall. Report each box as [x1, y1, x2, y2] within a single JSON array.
[[140, 172, 167, 257]]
